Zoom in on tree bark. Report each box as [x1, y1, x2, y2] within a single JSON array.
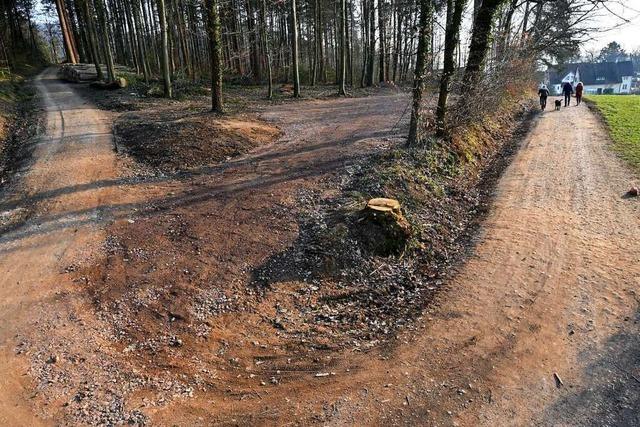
[[205, 0, 223, 112], [407, 0, 432, 146], [462, 0, 507, 89], [291, 0, 301, 97], [435, 0, 466, 135], [158, 0, 172, 97], [338, 0, 346, 95]]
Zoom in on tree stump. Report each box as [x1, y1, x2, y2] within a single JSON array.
[[357, 198, 412, 255]]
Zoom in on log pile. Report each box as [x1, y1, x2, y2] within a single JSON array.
[[59, 64, 102, 82], [59, 64, 128, 89]]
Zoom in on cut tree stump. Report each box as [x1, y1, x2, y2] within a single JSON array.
[[357, 198, 411, 255], [366, 198, 402, 214]]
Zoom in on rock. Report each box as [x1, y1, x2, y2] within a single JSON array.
[[628, 186, 639, 197], [168, 336, 183, 347], [46, 354, 58, 364]]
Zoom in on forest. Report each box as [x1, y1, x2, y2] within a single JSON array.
[[1, 0, 639, 425], [1, 0, 609, 137]]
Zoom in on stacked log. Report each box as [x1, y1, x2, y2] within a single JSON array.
[[59, 64, 101, 82]]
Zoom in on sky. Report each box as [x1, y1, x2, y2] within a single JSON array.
[[582, 0, 640, 53]]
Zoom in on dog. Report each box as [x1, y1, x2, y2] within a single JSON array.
[[554, 99, 562, 111]]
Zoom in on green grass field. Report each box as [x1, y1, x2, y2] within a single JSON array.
[[587, 95, 640, 170]]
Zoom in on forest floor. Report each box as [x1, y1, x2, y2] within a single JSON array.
[[0, 69, 639, 426]]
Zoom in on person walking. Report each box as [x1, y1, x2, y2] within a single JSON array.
[[538, 84, 550, 111], [562, 81, 573, 107], [575, 81, 584, 106]]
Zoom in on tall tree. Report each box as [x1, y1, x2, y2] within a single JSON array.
[[157, 0, 172, 97], [407, 0, 433, 146], [260, 0, 272, 98], [291, 0, 301, 97], [95, 0, 116, 83], [54, 0, 78, 63], [462, 0, 507, 88], [435, 0, 467, 135], [365, 0, 375, 86], [205, 0, 223, 112], [338, 0, 347, 95]]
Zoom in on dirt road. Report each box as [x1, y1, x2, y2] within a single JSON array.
[[0, 67, 143, 426], [1, 69, 638, 425], [159, 100, 639, 425], [294, 101, 640, 426]]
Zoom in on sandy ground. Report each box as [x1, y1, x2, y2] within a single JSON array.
[[0, 69, 638, 426]]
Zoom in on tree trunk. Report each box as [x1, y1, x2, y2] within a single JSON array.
[[435, 0, 466, 135], [260, 0, 273, 98], [158, 0, 172, 97], [205, 0, 223, 112], [291, 0, 301, 97], [54, 0, 78, 63], [360, 0, 368, 87], [80, 0, 104, 81], [378, 0, 385, 82], [338, 0, 346, 95], [407, 0, 432, 146], [366, 0, 375, 86], [132, 0, 150, 82], [462, 0, 506, 89], [94, 0, 116, 83], [246, 0, 262, 82]]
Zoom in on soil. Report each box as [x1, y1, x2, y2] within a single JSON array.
[[113, 106, 281, 173], [0, 68, 638, 427]]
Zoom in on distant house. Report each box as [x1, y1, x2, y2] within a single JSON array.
[[547, 61, 634, 95]]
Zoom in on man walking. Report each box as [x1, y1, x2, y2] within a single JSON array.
[[538, 84, 550, 111], [562, 81, 573, 107]]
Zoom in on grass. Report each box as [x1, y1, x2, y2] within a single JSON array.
[[587, 95, 640, 170]]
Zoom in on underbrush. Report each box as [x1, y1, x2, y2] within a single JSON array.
[[586, 95, 640, 171], [0, 72, 41, 187]]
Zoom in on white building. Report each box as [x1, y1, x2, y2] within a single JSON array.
[[548, 61, 635, 95]]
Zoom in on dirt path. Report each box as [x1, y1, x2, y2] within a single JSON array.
[[280, 101, 640, 426], [0, 67, 143, 426], [1, 69, 638, 425], [140, 101, 640, 425]]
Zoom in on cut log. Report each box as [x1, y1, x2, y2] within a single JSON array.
[[366, 198, 401, 214]]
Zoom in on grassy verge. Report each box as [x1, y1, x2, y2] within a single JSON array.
[[587, 95, 640, 170]]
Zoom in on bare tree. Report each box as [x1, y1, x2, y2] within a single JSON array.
[[407, 0, 433, 146], [435, 0, 467, 136], [158, 0, 172, 97], [338, 0, 347, 95], [205, 0, 223, 112], [291, 0, 301, 97]]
